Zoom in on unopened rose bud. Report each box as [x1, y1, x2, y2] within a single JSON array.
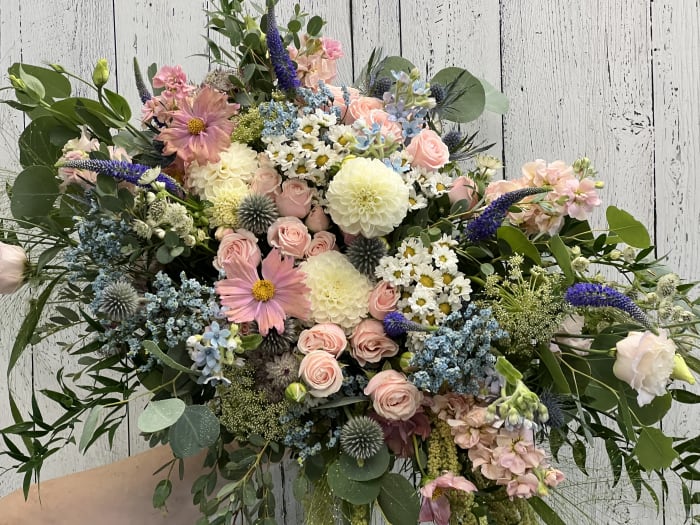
[[285, 382, 307, 403], [92, 58, 110, 88]]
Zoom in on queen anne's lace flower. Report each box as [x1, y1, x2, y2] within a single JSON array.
[[300, 251, 373, 329], [326, 157, 409, 237]]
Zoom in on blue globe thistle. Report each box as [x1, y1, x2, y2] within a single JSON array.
[[340, 416, 385, 460], [98, 280, 140, 321], [370, 76, 393, 99], [442, 129, 463, 152], [237, 193, 279, 235], [430, 83, 447, 104], [346, 236, 387, 278]]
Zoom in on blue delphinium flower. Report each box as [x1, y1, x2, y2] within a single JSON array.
[[57, 159, 181, 193], [266, 4, 300, 91], [409, 304, 507, 394], [464, 187, 549, 243], [564, 282, 651, 328]]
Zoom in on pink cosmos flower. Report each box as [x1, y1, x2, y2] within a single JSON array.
[[158, 86, 238, 166], [419, 472, 477, 525], [216, 249, 311, 336]]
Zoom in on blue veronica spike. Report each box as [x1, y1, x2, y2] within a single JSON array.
[[564, 282, 652, 328], [465, 187, 549, 243], [57, 159, 181, 193], [266, 4, 301, 91], [133, 58, 152, 103], [383, 311, 436, 338]]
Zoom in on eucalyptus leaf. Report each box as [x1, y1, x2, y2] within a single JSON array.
[[431, 67, 485, 123], [497, 225, 541, 264], [337, 446, 390, 481], [78, 405, 104, 452], [374, 56, 415, 80], [606, 206, 651, 249], [481, 77, 509, 114], [325, 460, 381, 505], [138, 399, 187, 433], [377, 473, 420, 525], [168, 405, 221, 458]]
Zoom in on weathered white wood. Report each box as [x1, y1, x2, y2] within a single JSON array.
[[651, 2, 700, 524], [350, 0, 401, 80]]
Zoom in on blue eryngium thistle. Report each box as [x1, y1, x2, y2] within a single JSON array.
[[564, 282, 652, 328], [56, 159, 181, 193], [464, 187, 549, 243], [266, 4, 301, 91], [383, 311, 436, 338]]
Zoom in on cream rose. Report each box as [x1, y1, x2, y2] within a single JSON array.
[[613, 330, 676, 406], [299, 350, 344, 398], [368, 281, 399, 320], [350, 319, 400, 366], [406, 129, 450, 171], [364, 369, 422, 421], [275, 179, 313, 218], [0, 242, 28, 294], [215, 229, 261, 271], [297, 323, 347, 357], [267, 216, 312, 259], [306, 231, 337, 257]]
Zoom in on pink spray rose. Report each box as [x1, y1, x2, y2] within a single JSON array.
[[214, 229, 261, 271], [406, 129, 450, 171], [267, 217, 312, 259], [368, 281, 399, 320], [448, 176, 479, 208], [0, 242, 28, 294], [250, 166, 282, 198], [613, 330, 676, 406], [345, 96, 384, 124], [275, 179, 313, 218], [298, 350, 344, 398], [364, 369, 422, 421], [350, 319, 400, 366], [297, 323, 347, 358], [306, 231, 337, 257], [305, 205, 331, 232]]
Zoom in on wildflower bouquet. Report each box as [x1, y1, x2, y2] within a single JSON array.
[[2, 1, 699, 524]]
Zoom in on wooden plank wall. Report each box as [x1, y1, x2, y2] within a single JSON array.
[[1, 1, 698, 523]]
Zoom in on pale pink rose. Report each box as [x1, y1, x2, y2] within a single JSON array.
[[346, 96, 384, 124], [250, 166, 282, 198], [406, 129, 450, 171], [364, 369, 422, 421], [299, 350, 344, 397], [351, 319, 400, 366], [321, 37, 343, 59], [275, 179, 313, 218], [368, 281, 399, 320], [215, 229, 261, 272], [366, 109, 403, 142], [0, 242, 27, 294], [297, 323, 347, 357], [613, 330, 676, 406], [326, 85, 360, 115], [305, 205, 331, 232], [306, 231, 337, 257], [267, 217, 312, 259], [448, 176, 478, 208]]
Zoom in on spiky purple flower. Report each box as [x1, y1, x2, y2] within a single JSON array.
[[564, 282, 651, 328], [383, 311, 435, 338], [57, 159, 181, 193], [464, 187, 549, 243], [266, 5, 300, 91], [133, 58, 152, 103]]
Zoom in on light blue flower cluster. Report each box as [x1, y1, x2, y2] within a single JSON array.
[[188, 321, 240, 386], [297, 83, 339, 117], [409, 304, 507, 394], [260, 100, 300, 138], [384, 70, 433, 140]]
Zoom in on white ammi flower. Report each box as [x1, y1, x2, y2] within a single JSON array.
[[326, 157, 409, 238]]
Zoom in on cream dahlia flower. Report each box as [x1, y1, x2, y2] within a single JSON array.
[[186, 141, 259, 200], [300, 251, 372, 329], [326, 157, 409, 237]]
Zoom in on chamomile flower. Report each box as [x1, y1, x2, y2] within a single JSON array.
[[376, 256, 412, 286]]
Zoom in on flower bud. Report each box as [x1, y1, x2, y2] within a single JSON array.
[[92, 58, 110, 88], [285, 382, 307, 403], [399, 351, 415, 372], [0, 242, 28, 294], [671, 354, 696, 385], [609, 249, 622, 260], [8, 74, 26, 91]]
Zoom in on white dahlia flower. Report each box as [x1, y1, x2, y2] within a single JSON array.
[[325, 157, 409, 238], [186, 141, 258, 200]]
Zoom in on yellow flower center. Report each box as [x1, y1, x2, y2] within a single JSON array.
[[187, 117, 206, 135], [439, 303, 452, 315], [316, 155, 329, 167], [442, 273, 453, 285], [419, 275, 434, 288], [251, 279, 275, 302]]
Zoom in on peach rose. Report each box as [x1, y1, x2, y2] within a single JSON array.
[[350, 319, 400, 366], [250, 166, 282, 197], [305, 205, 331, 232], [297, 323, 347, 357], [306, 231, 337, 257], [366, 109, 403, 142], [406, 129, 449, 171], [299, 350, 344, 398], [368, 281, 399, 320], [448, 175, 479, 208], [346, 96, 384, 124], [364, 369, 422, 421], [267, 217, 312, 259], [275, 179, 313, 218], [215, 229, 261, 272], [613, 330, 676, 407], [0, 242, 27, 294]]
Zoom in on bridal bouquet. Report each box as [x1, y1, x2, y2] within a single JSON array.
[[2, 1, 699, 524]]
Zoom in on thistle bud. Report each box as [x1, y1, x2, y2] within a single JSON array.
[[92, 58, 110, 88]]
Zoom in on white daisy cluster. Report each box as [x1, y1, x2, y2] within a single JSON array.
[[376, 234, 472, 327], [264, 109, 354, 185]]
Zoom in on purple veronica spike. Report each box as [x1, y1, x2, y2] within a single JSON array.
[[266, 5, 301, 91], [383, 311, 435, 338], [564, 283, 651, 328], [465, 187, 549, 243], [133, 58, 152, 103], [57, 159, 181, 193]]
